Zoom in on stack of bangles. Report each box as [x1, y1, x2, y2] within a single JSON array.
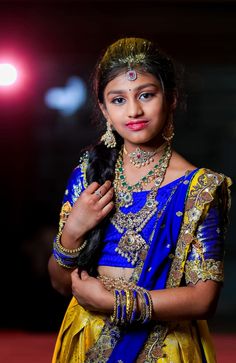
[[110, 287, 153, 325], [53, 230, 87, 269]]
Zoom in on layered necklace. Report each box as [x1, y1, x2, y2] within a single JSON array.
[[111, 143, 172, 265], [114, 143, 171, 208]]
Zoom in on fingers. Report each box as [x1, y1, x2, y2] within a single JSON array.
[[85, 180, 112, 198], [97, 187, 114, 208], [87, 181, 113, 202], [80, 270, 89, 280], [86, 181, 101, 194], [71, 269, 89, 282], [94, 181, 112, 198], [71, 268, 80, 281], [101, 201, 114, 217]]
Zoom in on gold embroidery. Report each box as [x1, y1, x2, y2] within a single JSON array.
[[71, 152, 89, 204], [59, 201, 72, 232], [136, 323, 168, 362], [85, 322, 121, 362], [58, 152, 89, 232], [167, 169, 230, 289], [185, 259, 224, 285]]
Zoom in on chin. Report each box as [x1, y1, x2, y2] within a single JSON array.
[[126, 134, 161, 146]]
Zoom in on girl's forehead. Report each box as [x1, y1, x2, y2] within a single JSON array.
[[104, 71, 161, 93]]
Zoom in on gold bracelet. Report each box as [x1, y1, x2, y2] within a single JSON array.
[[56, 230, 87, 254], [110, 289, 121, 325], [136, 289, 146, 323], [55, 258, 78, 269], [145, 290, 153, 322], [126, 289, 134, 323]]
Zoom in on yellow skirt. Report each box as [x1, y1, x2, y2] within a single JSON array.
[[52, 297, 216, 363]]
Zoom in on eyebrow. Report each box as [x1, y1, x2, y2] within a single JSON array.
[[106, 83, 160, 96]]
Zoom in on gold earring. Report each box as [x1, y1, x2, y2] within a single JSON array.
[[100, 122, 116, 148], [162, 114, 175, 143]]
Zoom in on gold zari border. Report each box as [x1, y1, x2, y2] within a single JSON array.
[[167, 168, 231, 288], [185, 258, 224, 285]]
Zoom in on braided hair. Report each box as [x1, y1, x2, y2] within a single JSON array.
[[77, 37, 178, 276]]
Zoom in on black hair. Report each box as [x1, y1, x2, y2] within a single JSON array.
[[77, 37, 179, 276]]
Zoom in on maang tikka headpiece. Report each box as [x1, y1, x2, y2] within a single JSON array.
[[117, 52, 146, 81], [126, 69, 137, 81]]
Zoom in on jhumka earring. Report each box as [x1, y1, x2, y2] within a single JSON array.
[[162, 114, 175, 143], [101, 122, 117, 148]]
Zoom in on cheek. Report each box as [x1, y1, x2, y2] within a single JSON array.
[[107, 107, 124, 124]]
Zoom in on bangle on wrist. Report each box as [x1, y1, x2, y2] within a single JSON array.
[[55, 230, 87, 254], [53, 230, 88, 269], [110, 287, 153, 326]]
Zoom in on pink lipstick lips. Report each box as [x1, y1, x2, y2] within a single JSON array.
[[126, 120, 149, 131]]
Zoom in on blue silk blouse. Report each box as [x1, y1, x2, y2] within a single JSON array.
[[61, 165, 224, 275]]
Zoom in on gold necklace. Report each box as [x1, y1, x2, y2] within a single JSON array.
[[111, 145, 172, 265], [114, 143, 172, 208]]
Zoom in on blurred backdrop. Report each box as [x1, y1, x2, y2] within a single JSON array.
[[0, 0, 235, 334]]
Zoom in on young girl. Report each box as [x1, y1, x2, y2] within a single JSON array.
[[48, 37, 231, 362]]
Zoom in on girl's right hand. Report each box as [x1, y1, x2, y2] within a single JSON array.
[[62, 180, 114, 245]]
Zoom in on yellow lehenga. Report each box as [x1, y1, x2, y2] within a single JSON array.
[[52, 161, 231, 363], [52, 297, 216, 363]]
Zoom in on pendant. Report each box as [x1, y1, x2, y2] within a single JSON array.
[[115, 230, 148, 265], [128, 147, 157, 168], [117, 191, 133, 208], [126, 69, 137, 81]]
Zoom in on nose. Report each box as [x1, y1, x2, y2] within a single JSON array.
[[127, 99, 143, 118]]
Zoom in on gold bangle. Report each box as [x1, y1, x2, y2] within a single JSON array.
[[55, 258, 77, 269], [126, 289, 134, 323], [110, 289, 121, 325], [136, 289, 146, 322], [56, 230, 87, 254], [137, 287, 153, 323]]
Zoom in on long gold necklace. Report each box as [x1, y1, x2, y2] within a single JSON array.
[[114, 143, 172, 208], [111, 145, 172, 265]]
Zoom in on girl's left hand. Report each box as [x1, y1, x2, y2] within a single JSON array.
[[71, 269, 114, 313]]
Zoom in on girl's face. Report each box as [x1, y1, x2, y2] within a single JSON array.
[[100, 71, 171, 149]]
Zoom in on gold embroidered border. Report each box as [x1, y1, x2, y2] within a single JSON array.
[[167, 168, 230, 289], [85, 322, 121, 363], [58, 152, 89, 232], [185, 258, 224, 285], [136, 323, 168, 362]]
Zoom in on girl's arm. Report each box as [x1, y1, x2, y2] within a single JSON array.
[[48, 179, 114, 295]]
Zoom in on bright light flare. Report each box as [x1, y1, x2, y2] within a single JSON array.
[[0, 63, 18, 86]]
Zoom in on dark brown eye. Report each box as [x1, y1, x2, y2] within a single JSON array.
[[112, 97, 125, 105]]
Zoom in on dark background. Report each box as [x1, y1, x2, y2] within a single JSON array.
[[0, 0, 235, 333]]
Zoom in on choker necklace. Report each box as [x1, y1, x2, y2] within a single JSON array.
[[114, 143, 172, 208], [123, 143, 166, 168]]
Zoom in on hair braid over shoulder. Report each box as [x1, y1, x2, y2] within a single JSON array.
[[77, 133, 122, 276]]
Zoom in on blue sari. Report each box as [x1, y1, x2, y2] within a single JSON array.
[[52, 155, 231, 363]]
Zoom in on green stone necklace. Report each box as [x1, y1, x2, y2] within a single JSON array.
[[114, 143, 172, 208]]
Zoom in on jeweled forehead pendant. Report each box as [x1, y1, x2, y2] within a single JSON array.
[[126, 69, 137, 81]]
